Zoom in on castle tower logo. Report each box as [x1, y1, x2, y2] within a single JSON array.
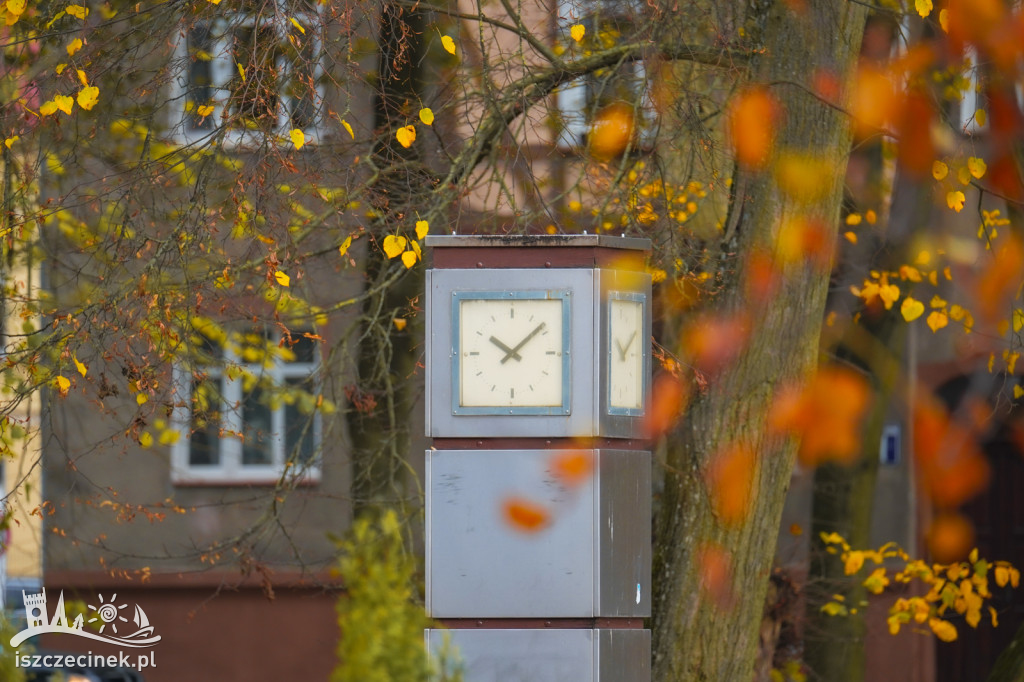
[[9, 589, 161, 648]]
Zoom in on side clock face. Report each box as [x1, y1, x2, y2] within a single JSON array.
[[608, 295, 645, 412], [457, 295, 567, 410]]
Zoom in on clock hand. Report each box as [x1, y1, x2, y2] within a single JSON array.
[[489, 336, 521, 362], [501, 322, 546, 364], [616, 332, 637, 361]]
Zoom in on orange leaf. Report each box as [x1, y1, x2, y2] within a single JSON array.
[[589, 103, 634, 161], [681, 313, 750, 377], [726, 86, 780, 169], [697, 543, 734, 609], [550, 450, 593, 487], [769, 366, 871, 467], [502, 497, 550, 533], [705, 444, 756, 526], [644, 373, 688, 438], [928, 513, 975, 564], [913, 399, 989, 508]]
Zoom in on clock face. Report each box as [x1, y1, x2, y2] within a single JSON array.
[[608, 295, 645, 412], [457, 295, 567, 410]]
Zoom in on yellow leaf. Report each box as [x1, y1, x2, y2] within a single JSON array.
[[136, 393, 148, 405], [901, 297, 925, 322], [290, 128, 305, 150], [412, 240, 422, 259], [139, 431, 153, 448], [441, 35, 456, 55], [415, 219, 429, 239], [54, 94, 74, 115], [990, 606, 999, 628], [237, 63, 245, 82], [3, 135, 18, 148], [382, 234, 407, 258], [845, 213, 862, 226], [55, 63, 67, 74], [932, 160, 948, 180], [76, 69, 88, 86], [341, 119, 354, 138], [1014, 309, 1024, 332], [939, 8, 949, 32], [338, 235, 353, 257], [844, 231, 857, 244], [930, 295, 947, 308], [66, 3, 88, 18], [197, 104, 214, 117], [76, 86, 99, 111], [570, 24, 585, 42], [289, 17, 305, 34], [927, 311, 948, 332], [1014, 385, 1024, 400], [274, 270, 290, 287], [946, 190, 966, 213], [930, 618, 957, 642], [395, 125, 416, 148], [67, 38, 83, 56], [419, 108, 434, 125], [844, 551, 865, 575], [967, 157, 987, 179], [401, 250, 418, 269], [915, 0, 932, 17], [40, 101, 58, 116], [958, 166, 971, 186], [865, 209, 877, 224], [6, 0, 24, 15], [392, 317, 407, 331], [975, 109, 987, 127], [56, 376, 70, 394], [158, 429, 179, 446], [205, 0, 221, 5], [74, 356, 87, 377]]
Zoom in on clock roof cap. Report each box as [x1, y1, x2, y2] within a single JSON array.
[[424, 234, 650, 250]]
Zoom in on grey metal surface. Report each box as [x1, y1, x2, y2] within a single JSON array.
[[426, 268, 598, 438], [425, 628, 651, 682], [424, 234, 651, 251], [426, 268, 651, 438], [426, 449, 651, 618]]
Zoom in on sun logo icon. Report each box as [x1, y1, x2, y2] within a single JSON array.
[[87, 593, 128, 634]]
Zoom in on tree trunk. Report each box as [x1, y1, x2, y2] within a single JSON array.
[[347, 0, 428, 513], [652, 2, 868, 679]]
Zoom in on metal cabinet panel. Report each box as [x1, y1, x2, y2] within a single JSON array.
[[425, 628, 651, 682], [426, 449, 651, 618]]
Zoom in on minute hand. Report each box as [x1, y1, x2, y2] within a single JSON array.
[[501, 322, 546, 364]]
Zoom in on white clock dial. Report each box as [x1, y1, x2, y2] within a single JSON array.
[[458, 297, 565, 408], [608, 296, 644, 411]]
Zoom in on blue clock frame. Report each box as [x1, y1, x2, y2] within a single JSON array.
[[451, 289, 573, 416], [605, 290, 649, 418]]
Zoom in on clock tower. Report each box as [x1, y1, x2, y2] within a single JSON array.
[[423, 235, 652, 681]]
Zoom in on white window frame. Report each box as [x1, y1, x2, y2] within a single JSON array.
[[555, 0, 656, 150], [170, 334, 321, 484], [173, 3, 325, 147]]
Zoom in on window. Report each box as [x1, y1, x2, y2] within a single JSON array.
[[178, 0, 323, 143], [555, 0, 655, 150], [171, 330, 321, 484]]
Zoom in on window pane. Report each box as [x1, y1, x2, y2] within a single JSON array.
[[285, 377, 315, 464], [189, 377, 221, 466], [285, 334, 316, 364], [242, 386, 274, 465], [186, 25, 215, 132], [231, 24, 280, 128], [284, 22, 318, 130]]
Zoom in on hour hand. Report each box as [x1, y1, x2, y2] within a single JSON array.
[[489, 336, 521, 362], [615, 332, 637, 361]]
